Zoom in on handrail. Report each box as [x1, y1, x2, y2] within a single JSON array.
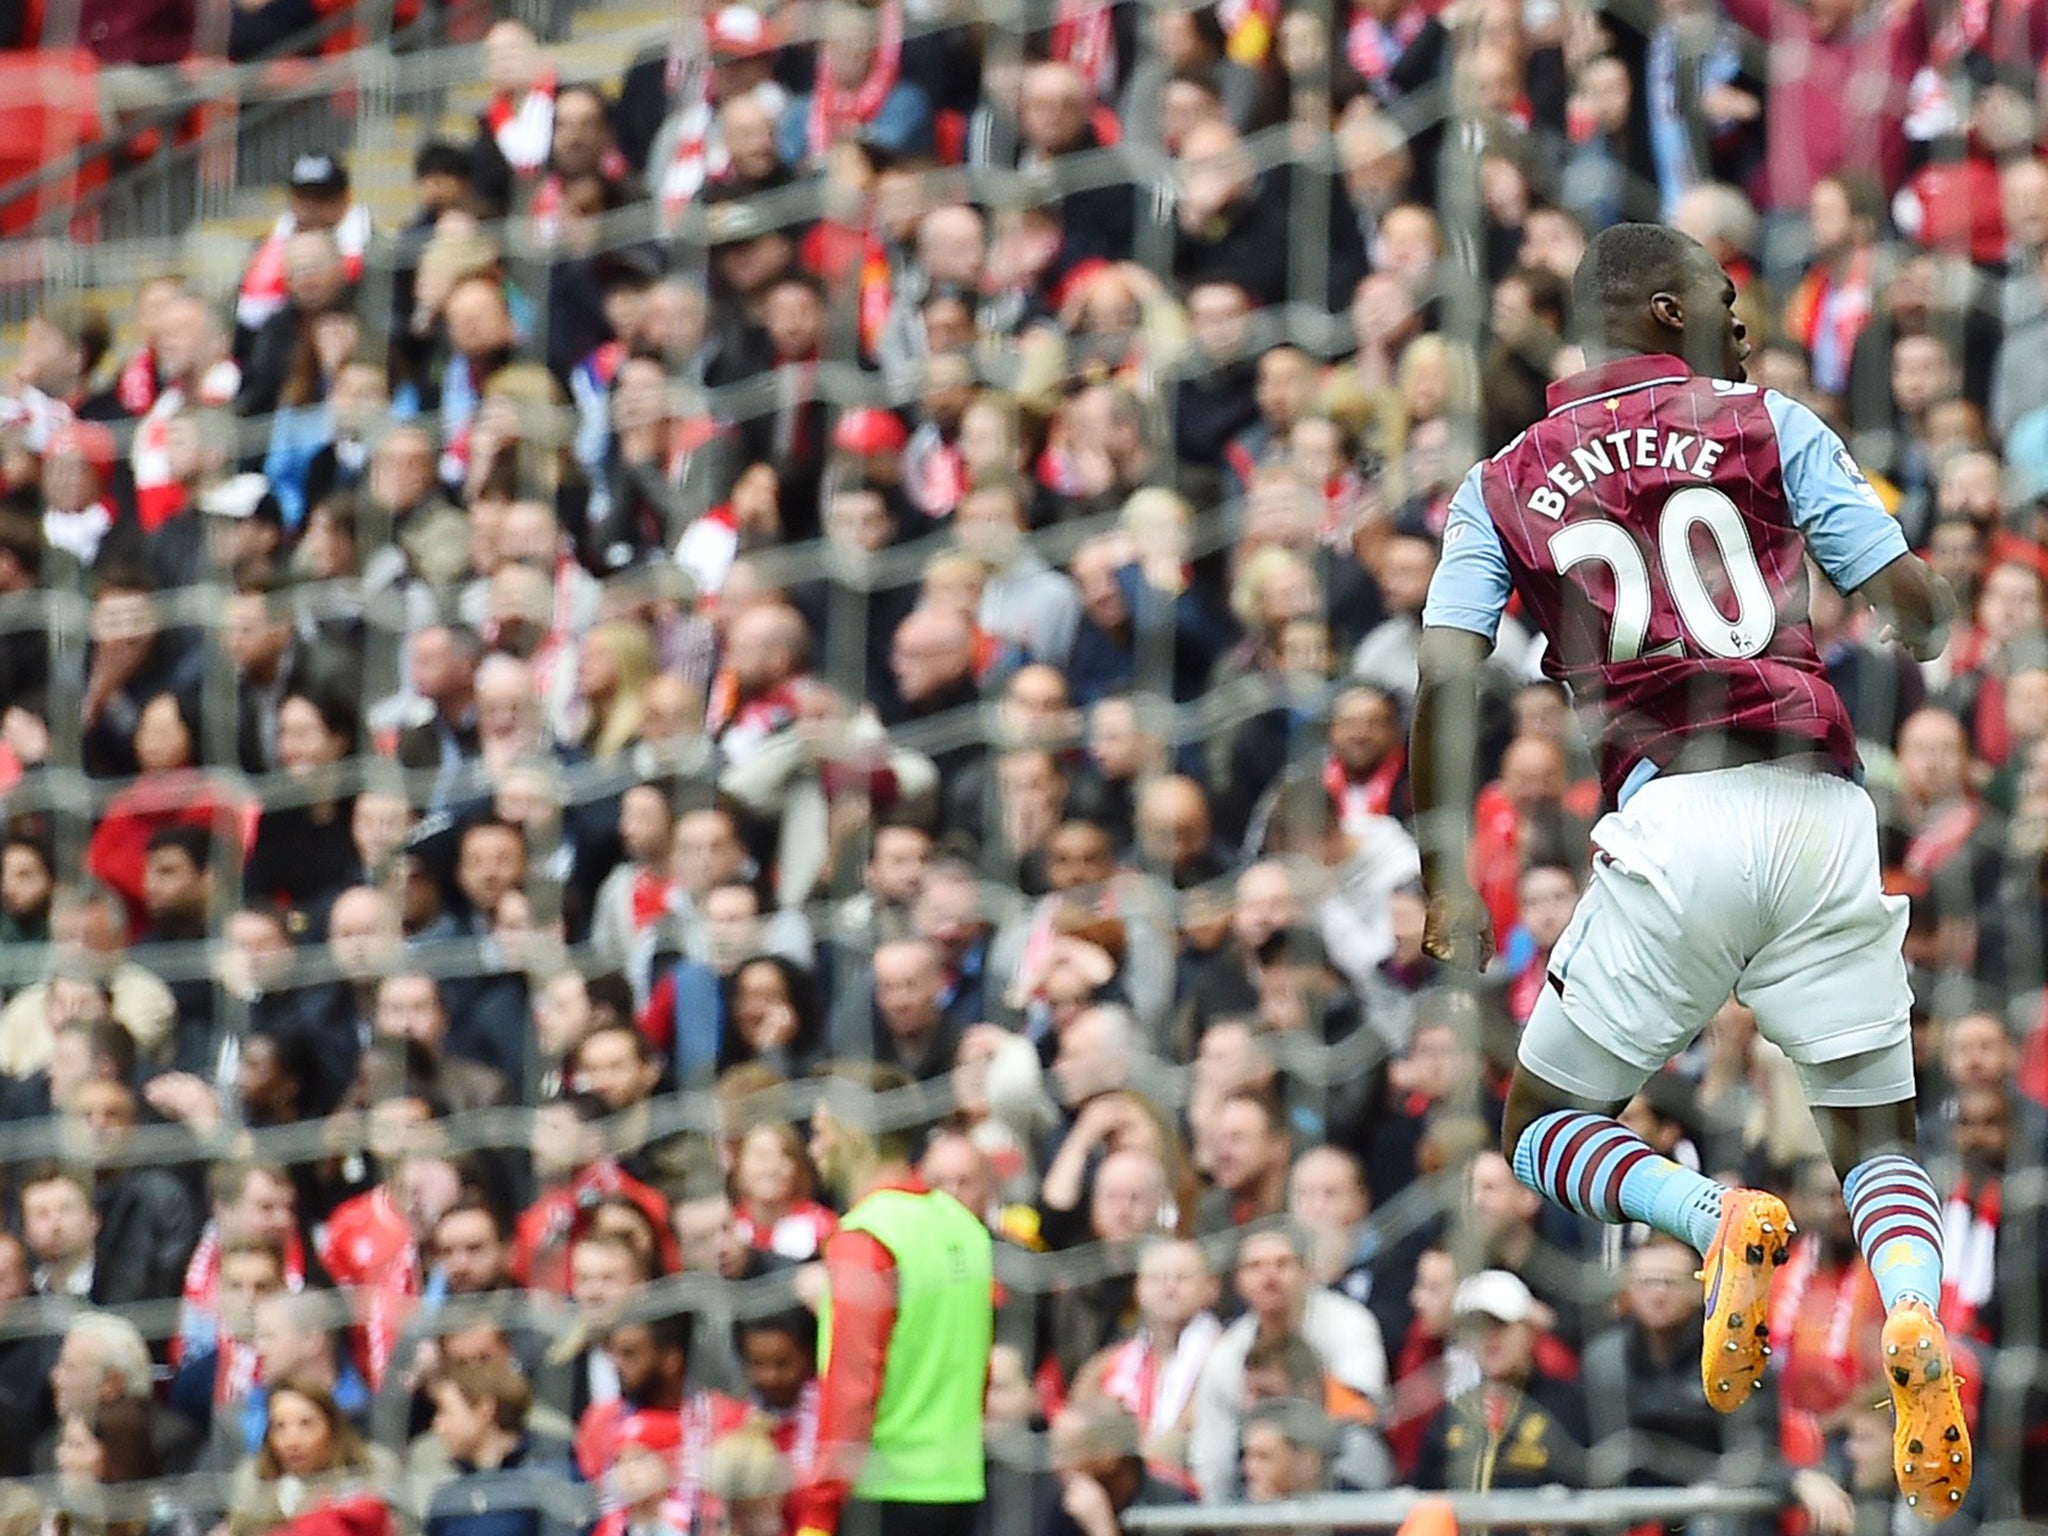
[[1121, 1484, 1783, 1531]]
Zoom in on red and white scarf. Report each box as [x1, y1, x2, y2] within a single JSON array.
[[1098, 1314, 1222, 1434], [488, 74, 558, 175], [531, 147, 629, 245], [235, 203, 373, 335], [1768, 1239, 1873, 1416], [805, 4, 903, 162], [1940, 1175, 1999, 1343], [659, 97, 724, 230], [1904, 0, 1996, 142], [903, 421, 966, 520], [1347, 6, 1426, 86], [766, 1380, 822, 1474], [706, 677, 799, 767], [176, 1219, 310, 1363], [1323, 747, 1405, 833], [116, 349, 159, 417], [132, 362, 242, 532], [1051, 0, 1118, 101], [734, 1202, 837, 1260]]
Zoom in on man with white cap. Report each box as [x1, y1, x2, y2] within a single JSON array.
[[1413, 1269, 1586, 1494]]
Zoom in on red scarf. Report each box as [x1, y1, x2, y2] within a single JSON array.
[[659, 101, 719, 230], [630, 867, 674, 932], [1051, 0, 1118, 100], [1902, 798, 1983, 888], [1931, 0, 1995, 67], [1785, 249, 1874, 395], [734, 1201, 838, 1260], [805, 5, 903, 161], [487, 74, 557, 174], [858, 235, 894, 356], [915, 440, 965, 518], [131, 362, 240, 532]]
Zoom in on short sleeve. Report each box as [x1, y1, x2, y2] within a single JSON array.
[[1764, 390, 1910, 594], [1421, 463, 1513, 643]]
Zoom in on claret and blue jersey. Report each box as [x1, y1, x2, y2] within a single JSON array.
[[1423, 352, 1911, 806]]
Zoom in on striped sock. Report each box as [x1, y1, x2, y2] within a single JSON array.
[[1843, 1153, 1945, 1312], [1512, 1109, 1727, 1254]]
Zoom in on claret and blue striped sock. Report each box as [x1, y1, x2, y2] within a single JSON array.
[[1843, 1152, 1946, 1312], [1511, 1108, 1727, 1254]]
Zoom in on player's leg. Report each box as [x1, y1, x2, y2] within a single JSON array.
[[1504, 784, 1790, 1414], [1796, 1059, 1969, 1518], [1503, 1014, 1727, 1256], [1739, 771, 1967, 1516], [1510, 993, 1791, 1418]]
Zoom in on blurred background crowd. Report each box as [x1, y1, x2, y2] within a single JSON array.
[[0, 0, 2047, 1529]]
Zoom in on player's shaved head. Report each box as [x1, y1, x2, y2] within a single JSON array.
[[1573, 223, 1703, 323], [1572, 222, 1750, 383]]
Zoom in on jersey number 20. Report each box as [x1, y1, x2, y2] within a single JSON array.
[[1548, 486, 1775, 663]]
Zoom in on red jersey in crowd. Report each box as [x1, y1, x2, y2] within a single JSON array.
[[317, 1186, 420, 1390]]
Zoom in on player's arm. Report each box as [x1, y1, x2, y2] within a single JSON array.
[[1411, 466, 1512, 971], [790, 1227, 898, 1536], [1765, 390, 1957, 662]]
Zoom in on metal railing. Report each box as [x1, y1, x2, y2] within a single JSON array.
[[1122, 1485, 1782, 1530]]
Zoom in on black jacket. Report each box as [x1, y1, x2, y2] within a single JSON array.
[[94, 1167, 203, 1307], [1174, 165, 1368, 310]]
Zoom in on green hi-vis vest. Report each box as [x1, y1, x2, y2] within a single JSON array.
[[820, 1186, 995, 1503]]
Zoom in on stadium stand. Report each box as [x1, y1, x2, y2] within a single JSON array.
[[0, 0, 2044, 1530]]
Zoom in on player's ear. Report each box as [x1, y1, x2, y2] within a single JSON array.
[[1649, 291, 1685, 332]]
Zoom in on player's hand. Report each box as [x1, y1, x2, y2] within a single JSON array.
[[1790, 1469, 1855, 1536], [1422, 889, 1494, 971]]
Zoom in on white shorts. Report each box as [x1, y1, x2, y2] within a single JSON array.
[[1517, 763, 1914, 1109]]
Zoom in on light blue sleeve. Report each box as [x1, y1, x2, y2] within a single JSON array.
[[1420, 463, 1513, 643], [1765, 390, 1910, 594]]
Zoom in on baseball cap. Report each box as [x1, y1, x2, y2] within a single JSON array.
[[832, 407, 908, 457], [617, 1410, 683, 1456], [1452, 1269, 1534, 1326], [288, 152, 350, 198], [200, 473, 278, 522], [708, 5, 776, 57]]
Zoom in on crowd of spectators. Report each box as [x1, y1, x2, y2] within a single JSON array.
[[0, 0, 2047, 1532]]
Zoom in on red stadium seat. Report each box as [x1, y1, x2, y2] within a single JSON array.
[[0, 49, 105, 236]]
